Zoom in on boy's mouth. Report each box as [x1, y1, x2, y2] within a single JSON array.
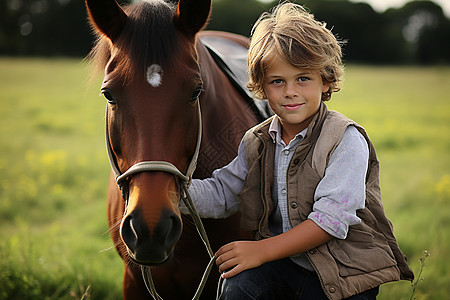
[[283, 103, 304, 111]]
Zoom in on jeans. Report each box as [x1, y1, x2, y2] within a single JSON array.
[[219, 258, 379, 300]]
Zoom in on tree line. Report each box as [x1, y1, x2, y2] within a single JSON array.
[[1, 0, 449, 64]]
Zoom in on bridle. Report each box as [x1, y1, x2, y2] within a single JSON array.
[[105, 101, 216, 300]]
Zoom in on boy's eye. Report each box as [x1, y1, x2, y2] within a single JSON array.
[[298, 76, 310, 82], [271, 79, 283, 84]]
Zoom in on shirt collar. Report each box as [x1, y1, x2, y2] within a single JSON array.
[[268, 116, 308, 145]]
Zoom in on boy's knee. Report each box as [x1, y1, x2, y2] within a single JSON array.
[[220, 272, 260, 300]]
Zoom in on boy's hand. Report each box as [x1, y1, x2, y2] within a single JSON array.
[[214, 240, 266, 279], [214, 220, 332, 279]]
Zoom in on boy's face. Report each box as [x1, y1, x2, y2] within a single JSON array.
[[263, 56, 329, 140]]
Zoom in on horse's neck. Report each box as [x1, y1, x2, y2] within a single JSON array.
[[197, 34, 271, 123], [196, 39, 246, 110], [194, 40, 262, 179], [196, 41, 217, 99]]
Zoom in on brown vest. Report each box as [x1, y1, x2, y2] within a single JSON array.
[[240, 103, 414, 299]]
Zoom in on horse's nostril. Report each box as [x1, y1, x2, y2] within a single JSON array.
[[164, 213, 182, 248], [121, 212, 141, 252], [120, 208, 182, 265]]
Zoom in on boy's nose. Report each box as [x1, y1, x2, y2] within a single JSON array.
[[284, 82, 298, 98]]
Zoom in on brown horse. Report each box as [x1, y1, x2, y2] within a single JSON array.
[[86, 0, 267, 298]]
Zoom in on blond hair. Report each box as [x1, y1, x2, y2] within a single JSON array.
[[247, 2, 344, 101]]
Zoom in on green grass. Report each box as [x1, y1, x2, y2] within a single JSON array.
[[328, 65, 450, 299], [0, 58, 449, 299], [0, 58, 122, 299]]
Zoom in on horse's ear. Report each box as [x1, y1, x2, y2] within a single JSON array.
[[173, 0, 211, 37], [85, 0, 127, 42]]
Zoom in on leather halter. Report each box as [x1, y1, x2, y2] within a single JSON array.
[[105, 101, 215, 300]]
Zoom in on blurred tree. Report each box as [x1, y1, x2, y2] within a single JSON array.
[[265, 0, 450, 64], [206, 0, 270, 37], [0, 0, 448, 64], [0, 0, 29, 54], [385, 1, 450, 64], [0, 0, 131, 57], [299, 0, 388, 63]]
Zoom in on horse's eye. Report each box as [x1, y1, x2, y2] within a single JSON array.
[[102, 89, 116, 105], [190, 86, 203, 103]]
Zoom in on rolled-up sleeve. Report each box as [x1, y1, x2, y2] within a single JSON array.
[[180, 141, 248, 219], [308, 126, 369, 239]]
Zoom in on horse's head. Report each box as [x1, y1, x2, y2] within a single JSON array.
[[86, 0, 211, 265]]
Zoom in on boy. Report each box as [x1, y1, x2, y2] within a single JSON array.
[[183, 3, 414, 299]]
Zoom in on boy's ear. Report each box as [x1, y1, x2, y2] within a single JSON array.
[[322, 82, 331, 93], [321, 85, 332, 101]]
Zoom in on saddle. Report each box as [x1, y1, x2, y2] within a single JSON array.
[[199, 34, 272, 122]]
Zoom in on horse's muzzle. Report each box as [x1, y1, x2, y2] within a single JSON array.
[[121, 207, 182, 265]]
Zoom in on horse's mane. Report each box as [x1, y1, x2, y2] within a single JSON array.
[[87, 0, 178, 82]]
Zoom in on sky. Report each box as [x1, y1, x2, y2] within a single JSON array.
[[349, 0, 450, 17]]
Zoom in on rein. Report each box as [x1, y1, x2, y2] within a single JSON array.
[[105, 102, 216, 300]]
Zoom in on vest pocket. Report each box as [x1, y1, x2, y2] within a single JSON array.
[[327, 228, 397, 277], [291, 162, 321, 223]]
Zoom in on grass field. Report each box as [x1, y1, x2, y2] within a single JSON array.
[[0, 58, 449, 299]]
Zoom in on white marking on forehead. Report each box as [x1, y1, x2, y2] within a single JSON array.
[[146, 64, 163, 87]]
